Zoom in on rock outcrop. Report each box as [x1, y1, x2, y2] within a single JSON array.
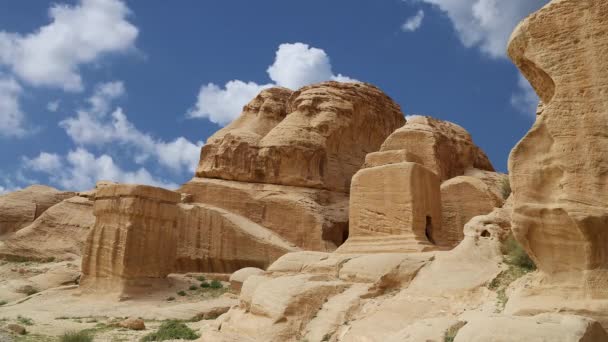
[[197, 82, 405, 193], [506, 0, 608, 324], [370, 116, 494, 182], [0, 185, 74, 236], [81, 185, 182, 294], [336, 162, 440, 254], [438, 176, 503, 248], [0, 195, 95, 261]]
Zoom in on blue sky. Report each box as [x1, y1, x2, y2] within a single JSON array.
[[0, 0, 549, 193]]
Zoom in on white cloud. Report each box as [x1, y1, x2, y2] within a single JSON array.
[[187, 81, 272, 126], [25, 148, 177, 190], [410, 0, 548, 58], [511, 74, 539, 116], [47, 100, 60, 112], [402, 10, 425, 32], [23, 152, 62, 173], [268, 43, 333, 89], [0, 76, 26, 137], [60, 81, 203, 174], [188, 42, 357, 126], [0, 0, 138, 91]]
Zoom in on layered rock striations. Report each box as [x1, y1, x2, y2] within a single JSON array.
[[81, 185, 182, 294], [197, 82, 405, 193], [505, 0, 608, 322], [0, 185, 75, 236]]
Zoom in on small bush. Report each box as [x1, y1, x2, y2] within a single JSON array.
[[140, 320, 199, 341], [200, 281, 210, 288], [17, 315, 34, 326], [166, 296, 175, 301], [60, 330, 94, 342], [501, 235, 536, 271], [177, 291, 187, 297], [500, 177, 511, 200], [444, 321, 466, 342], [0, 300, 7, 306], [188, 285, 198, 291], [210, 280, 223, 289], [196, 276, 206, 282], [23, 287, 39, 296]]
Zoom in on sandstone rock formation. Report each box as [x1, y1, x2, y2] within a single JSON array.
[[455, 314, 608, 342], [197, 82, 405, 193], [0, 185, 74, 236], [230, 267, 265, 292], [370, 116, 494, 181], [438, 176, 503, 248], [80, 82, 406, 292], [0, 195, 95, 261], [506, 0, 608, 323], [336, 162, 440, 254], [81, 185, 182, 294]]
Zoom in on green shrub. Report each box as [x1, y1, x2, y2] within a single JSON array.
[[200, 281, 210, 288], [501, 235, 536, 271], [196, 276, 206, 282], [188, 285, 198, 291], [0, 300, 7, 306], [59, 330, 93, 342], [140, 320, 199, 341], [444, 321, 466, 342], [166, 296, 175, 301], [17, 315, 34, 326], [24, 287, 38, 296], [210, 280, 223, 289], [177, 290, 187, 296], [500, 177, 511, 200]]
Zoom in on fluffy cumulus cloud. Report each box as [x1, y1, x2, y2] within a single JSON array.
[[188, 42, 357, 126], [0, 76, 26, 137], [24, 148, 177, 190], [60, 81, 203, 173], [402, 10, 425, 32], [409, 0, 548, 58], [0, 0, 138, 91], [19, 81, 202, 191], [46, 100, 60, 113]]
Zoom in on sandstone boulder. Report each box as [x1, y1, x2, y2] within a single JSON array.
[[0, 185, 74, 236], [437, 176, 503, 248], [0, 196, 95, 261], [197, 82, 405, 193], [507, 0, 608, 312], [454, 314, 608, 342], [230, 267, 264, 292], [337, 162, 440, 254], [118, 317, 146, 331], [80, 185, 182, 294], [372, 115, 494, 181]]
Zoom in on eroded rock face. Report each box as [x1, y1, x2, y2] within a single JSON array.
[[336, 162, 440, 254], [373, 116, 494, 182], [80, 185, 181, 294], [507, 0, 608, 277], [0, 196, 95, 261], [438, 176, 503, 248], [197, 82, 406, 193], [0, 185, 75, 236]]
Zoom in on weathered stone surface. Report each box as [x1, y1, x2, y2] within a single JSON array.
[[80, 185, 181, 294], [197, 82, 405, 193], [507, 0, 608, 288], [0, 185, 75, 236], [180, 178, 349, 252], [230, 267, 264, 292], [455, 314, 608, 342], [0, 196, 94, 261], [118, 317, 146, 331], [437, 176, 503, 248], [337, 162, 440, 254], [175, 203, 299, 273], [376, 116, 494, 181]]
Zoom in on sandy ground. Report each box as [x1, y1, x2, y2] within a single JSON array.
[[0, 260, 237, 341]]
